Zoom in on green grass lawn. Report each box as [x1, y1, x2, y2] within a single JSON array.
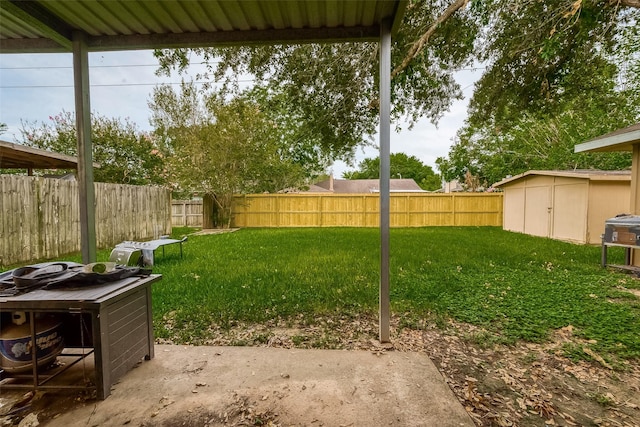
[[10, 226, 639, 364], [140, 227, 640, 363]]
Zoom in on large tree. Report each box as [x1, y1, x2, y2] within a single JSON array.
[[436, 101, 635, 186], [343, 153, 442, 191], [19, 111, 165, 185], [154, 0, 479, 165], [149, 82, 311, 226], [436, 0, 640, 185], [467, 0, 639, 130], [153, 0, 638, 176]]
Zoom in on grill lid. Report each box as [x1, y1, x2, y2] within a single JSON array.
[[604, 214, 640, 227]]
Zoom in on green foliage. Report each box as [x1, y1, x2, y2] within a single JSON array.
[[436, 1, 640, 185], [246, 86, 332, 176], [151, 1, 639, 188], [153, 0, 479, 163], [169, 226, 200, 239], [150, 83, 311, 225], [19, 111, 165, 185], [389, 228, 639, 360], [616, 17, 640, 103], [152, 1, 639, 188], [591, 392, 616, 407], [156, 44, 378, 165], [437, 100, 634, 185], [343, 152, 441, 191], [468, 0, 634, 128]]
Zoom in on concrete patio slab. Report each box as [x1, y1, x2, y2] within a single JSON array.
[[45, 345, 474, 427]]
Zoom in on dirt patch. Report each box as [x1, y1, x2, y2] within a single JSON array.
[[626, 288, 640, 299], [414, 322, 640, 427], [159, 394, 280, 427]]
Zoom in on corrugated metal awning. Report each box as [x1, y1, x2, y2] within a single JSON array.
[[0, 0, 407, 52]]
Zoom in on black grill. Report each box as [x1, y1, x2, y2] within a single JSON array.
[[603, 215, 640, 246], [601, 214, 640, 272]]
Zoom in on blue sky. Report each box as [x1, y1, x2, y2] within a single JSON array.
[[0, 50, 476, 177]]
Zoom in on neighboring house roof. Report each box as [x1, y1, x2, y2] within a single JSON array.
[[0, 139, 98, 170], [315, 178, 424, 193], [280, 183, 333, 193], [493, 170, 631, 188], [574, 123, 640, 153], [302, 184, 333, 193]]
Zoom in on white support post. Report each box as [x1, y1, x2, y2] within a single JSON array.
[[73, 31, 97, 263], [379, 19, 391, 343]]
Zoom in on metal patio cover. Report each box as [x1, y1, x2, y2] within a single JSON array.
[[0, 0, 406, 342], [574, 123, 640, 221], [0, 1, 405, 51], [0, 139, 89, 170]]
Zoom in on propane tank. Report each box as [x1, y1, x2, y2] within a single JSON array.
[[0, 312, 64, 373]]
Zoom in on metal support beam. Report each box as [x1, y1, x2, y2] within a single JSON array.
[[379, 18, 391, 343], [3, 0, 73, 50], [73, 31, 97, 263]]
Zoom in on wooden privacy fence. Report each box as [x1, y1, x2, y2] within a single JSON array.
[[232, 193, 503, 228], [171, 200, 203, 227], [1, 175, 171, 267]]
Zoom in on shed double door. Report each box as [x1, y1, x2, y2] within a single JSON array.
[[521, 180, 587, 242]]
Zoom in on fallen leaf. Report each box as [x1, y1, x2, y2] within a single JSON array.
[[582, 347, 613, 370]]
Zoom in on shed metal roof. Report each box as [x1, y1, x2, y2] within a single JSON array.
[[0, 0, 407, 52], [574, 123, 640, 153], [493, 169, 632, 188]]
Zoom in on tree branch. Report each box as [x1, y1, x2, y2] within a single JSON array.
[[391, 0, 470, 79], [619, 0, 640, 7]]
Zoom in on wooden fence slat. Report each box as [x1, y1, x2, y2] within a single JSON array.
[[171, 200, 203, 227], [168, 193, 503, 229], [1, 176, 172, 267], [228, 193, 503, 228]]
